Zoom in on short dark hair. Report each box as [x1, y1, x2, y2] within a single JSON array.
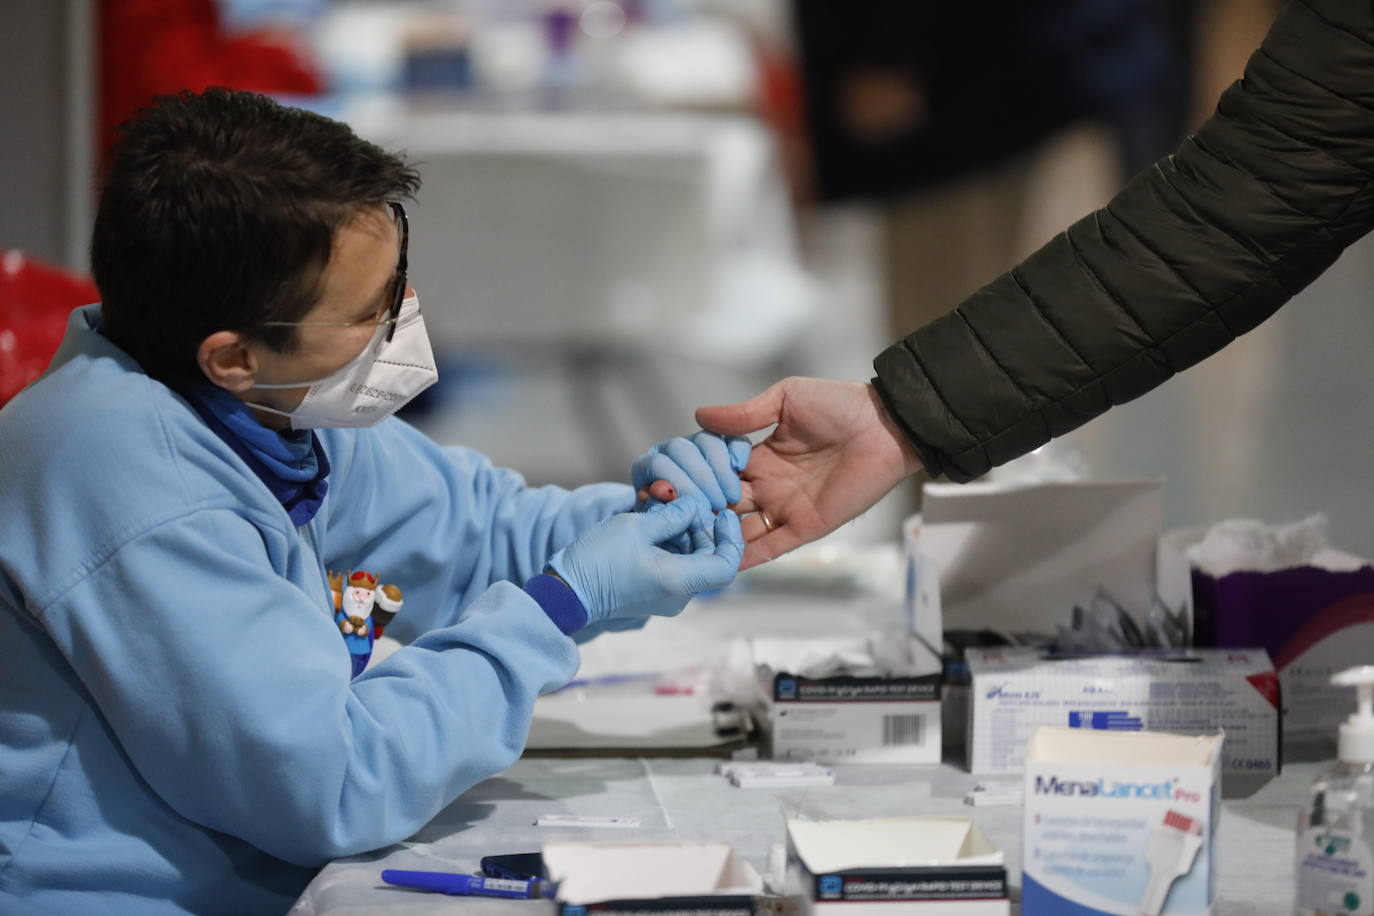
[[92, 88, 421, 385]]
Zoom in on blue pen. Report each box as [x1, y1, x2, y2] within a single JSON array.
[[382, 869, 555, 899]]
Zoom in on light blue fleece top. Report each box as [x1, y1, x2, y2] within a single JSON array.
[[0, 306, 634, 915]]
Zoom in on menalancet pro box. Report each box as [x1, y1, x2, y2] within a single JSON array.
[[1022, 727, 1222, 916]]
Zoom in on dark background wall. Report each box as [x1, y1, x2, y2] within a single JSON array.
[[0, 0, 95, 270]]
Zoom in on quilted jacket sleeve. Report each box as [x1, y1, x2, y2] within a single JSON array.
[[874, 0, 1374, 482]]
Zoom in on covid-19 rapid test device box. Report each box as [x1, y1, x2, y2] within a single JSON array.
[[752, 636, 942, 765], [786, 817, 1009, 915], [1022, 727, 1223, 916], [966, 648, 1280, 783]]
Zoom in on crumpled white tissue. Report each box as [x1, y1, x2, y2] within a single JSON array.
[[779, 635, 915, 679], [1185, 514, 1365, 576], [790, 643, 883, 679]]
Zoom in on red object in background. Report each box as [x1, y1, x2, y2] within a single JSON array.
[[99, 0, 323, 164], [751, 34, 813, 205], [0, 251, 100, 408]]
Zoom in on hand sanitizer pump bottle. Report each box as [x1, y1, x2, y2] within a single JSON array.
[[1296, 665, 1374, 915]]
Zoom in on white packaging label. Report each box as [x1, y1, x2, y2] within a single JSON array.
[[1297, 827, 1374, 915], [1282, 620, 1374, 741], [968, 650, 1278, 778], [773, 702, 936, 763]]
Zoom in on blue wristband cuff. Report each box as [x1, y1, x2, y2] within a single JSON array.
[[524, 573, 589, 635]]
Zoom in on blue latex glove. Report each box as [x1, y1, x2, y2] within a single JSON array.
[[548, 498, 744, 625], [632, 431, 752, 512]]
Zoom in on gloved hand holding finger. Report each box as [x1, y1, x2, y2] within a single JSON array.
[[631, 430, 748, 557], [634, 442, 723, 509], [631, 431, 752, 512], [607, 505, 745, 620], [547, 497, 742, 625], [674, 507, 745, 590], [725, 434, 751, 477], [636, 479, 699, 556]]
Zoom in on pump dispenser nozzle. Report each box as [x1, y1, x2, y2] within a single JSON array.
[[1332, 665, 1374, 763]]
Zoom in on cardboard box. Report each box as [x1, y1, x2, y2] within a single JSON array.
[[752, 636, 942, 764], [1022, 727, 1222, 915], [543, 842, 763, 916], [966, 648, 1279, 782], [906, 480, 1191, 641], [902, 481, 1193, 758], [785, 817, 1009, 915]]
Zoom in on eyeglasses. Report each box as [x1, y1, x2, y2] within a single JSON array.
[[261, 201, 410, 344]]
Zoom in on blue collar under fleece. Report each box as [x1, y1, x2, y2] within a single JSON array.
[[184, 385, 331, 527]]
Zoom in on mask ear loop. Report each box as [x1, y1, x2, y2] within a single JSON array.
[[239, 400, 299, 421], [392, 294, 422, 332], [240, 321, 390, 429], [248, 320, 389, 391], [240, 292, 426, 430]]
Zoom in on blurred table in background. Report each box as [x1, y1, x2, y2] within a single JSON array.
[[343, 104, 815, 475]]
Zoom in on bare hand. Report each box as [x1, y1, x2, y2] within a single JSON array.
[[695, 378, 923, 570]]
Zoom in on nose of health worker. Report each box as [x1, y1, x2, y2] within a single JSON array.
[[548, 497, 744, 624]]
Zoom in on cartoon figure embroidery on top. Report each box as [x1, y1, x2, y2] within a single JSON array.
[[327, 569, 404, 678]]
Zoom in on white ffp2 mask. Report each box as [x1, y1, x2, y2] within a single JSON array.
[[248, 293, 438, 429]]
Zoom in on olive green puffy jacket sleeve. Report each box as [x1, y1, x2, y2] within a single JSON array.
[[874, 0, 1374, 482]]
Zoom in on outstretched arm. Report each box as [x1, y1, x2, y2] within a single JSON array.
[[702, 0, 1374, 568], [696, 377, 921, 570], [874, 0, 1374, 482]]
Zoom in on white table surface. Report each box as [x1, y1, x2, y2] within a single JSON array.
[[290, 752, 1311, 914], [292, 582, 1311, 914]]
